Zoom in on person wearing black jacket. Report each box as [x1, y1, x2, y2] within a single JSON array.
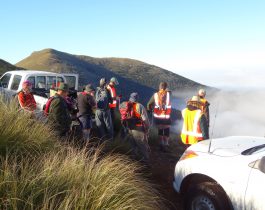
[[77, 84, 96, 142]]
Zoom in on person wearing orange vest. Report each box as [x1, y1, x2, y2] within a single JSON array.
[[120, 92, 150, 163], [18, 80, 37, 112], [198, 89, 210, 128], [181, 96, 209, 146], [107, 77, 120, 131], [147, 82, 171, 152]]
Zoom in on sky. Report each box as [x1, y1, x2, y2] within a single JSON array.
[[1, 0, 265, 89]]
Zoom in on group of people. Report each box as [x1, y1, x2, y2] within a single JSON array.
[[17, 78, 210, 163]]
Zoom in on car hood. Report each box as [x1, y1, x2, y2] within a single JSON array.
[[189, 136, 265, 157]]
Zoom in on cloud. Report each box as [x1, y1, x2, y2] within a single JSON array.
[[173, 89, 265, 138], [209, 89, 265, 137]]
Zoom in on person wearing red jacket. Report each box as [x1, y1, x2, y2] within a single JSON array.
[[18, 80, 37, 112]]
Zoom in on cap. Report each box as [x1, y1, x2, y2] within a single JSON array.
[[58, 83, 69, 92], [129, 92, 138, 102], [99, 78, 107, 87], [85, 84, 95, 92], [110, 77, 119, 85], [198, 89, 206, 97]]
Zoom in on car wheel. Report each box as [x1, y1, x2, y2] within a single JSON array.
[[184, 182, 231, 210]]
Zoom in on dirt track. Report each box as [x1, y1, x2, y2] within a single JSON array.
[[149, 138, 186, 210]]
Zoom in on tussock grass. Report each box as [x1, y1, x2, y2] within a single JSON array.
[[0, 148, 163, 209], [0, 97, 164, 209], [0, 97, 58, 156]]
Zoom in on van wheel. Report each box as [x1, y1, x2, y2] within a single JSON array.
[[184, 182, 231, 210]]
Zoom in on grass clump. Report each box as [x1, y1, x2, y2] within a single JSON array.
[[0, 97, 58, 156], [0, 97, 165, 209], [0, 148, 163, 209]]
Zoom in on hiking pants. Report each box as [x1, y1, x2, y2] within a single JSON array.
[[95, 109, 113, 140], [129, 129, 150, 163]]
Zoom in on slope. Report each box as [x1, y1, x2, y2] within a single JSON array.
[[0, 59, 24, 75]]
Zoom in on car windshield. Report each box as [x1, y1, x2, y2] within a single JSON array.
[[242, 144, 265, 155]]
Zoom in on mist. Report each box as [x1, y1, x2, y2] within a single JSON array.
[[172, 89, 265, 138]]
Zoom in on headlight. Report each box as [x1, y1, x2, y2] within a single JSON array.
[[179, 150, 198, 161]]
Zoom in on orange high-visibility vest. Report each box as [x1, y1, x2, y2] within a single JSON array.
[[181, 108, 203, 145], [153, 91, 171, 119], [200, 98, 207, 113], [107, 85, 117, 108], [133, 103, 143, 127]]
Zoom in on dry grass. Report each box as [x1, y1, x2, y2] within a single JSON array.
[[0, 97, 165, 209]]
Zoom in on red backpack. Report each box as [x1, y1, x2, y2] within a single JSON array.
[[119, 101, 135, 121], [43, 96, 56, 116]]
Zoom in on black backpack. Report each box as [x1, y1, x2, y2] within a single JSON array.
[[95, 87, 109, 110]]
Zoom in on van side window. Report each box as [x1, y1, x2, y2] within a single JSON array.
[[47, 76, 56, 89], [11, 75, 22, 91], [64, 76, 76, 90], [57, 77, 64, 87], [0, 73, 11, 88], [28, 76, 36, 88], [36, 76, 46, 89]]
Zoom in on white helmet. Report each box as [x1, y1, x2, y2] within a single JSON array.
[[198, 89, 206, 97]]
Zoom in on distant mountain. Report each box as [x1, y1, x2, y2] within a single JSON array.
[[16, 48, 208, 103], [0, 59, 24, 75]]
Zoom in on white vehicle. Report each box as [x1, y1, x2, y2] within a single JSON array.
[[173, 136, 265, 210], [0, 70, 79, 110]]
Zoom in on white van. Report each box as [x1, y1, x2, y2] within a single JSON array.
[[0, 70, 79, 110]]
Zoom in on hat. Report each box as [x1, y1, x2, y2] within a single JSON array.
[[190, 95, 201, 102], [99, 78, 106, 87], [110, 77, 119, 85], [85, 84, 95, 92], [187, 95, 202, 107], [22, 80, 32, 88], [58, 83, 69, 92], [129, 92, 138, 102]]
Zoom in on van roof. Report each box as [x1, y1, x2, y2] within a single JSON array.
[[5, 70, 62, 76]]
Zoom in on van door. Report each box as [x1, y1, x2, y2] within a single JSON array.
[[61, 73, 79, 90]]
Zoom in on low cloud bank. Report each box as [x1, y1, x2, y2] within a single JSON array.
[[173, 89, 265, 138]]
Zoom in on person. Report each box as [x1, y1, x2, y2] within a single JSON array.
[[47, 83, 72, 138], [77, 84, 96, 142], [181, 95, 209, 146], [107, 77, 120, 122], [198, 89, 210, 128], [120, 92, 150, 163], [17, 80, 37, 112], [147, 82, 172, 151], [95, 78, 114, 140]]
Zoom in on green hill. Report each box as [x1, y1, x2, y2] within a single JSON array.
[[16, 48, 208, 103], [0, 59, 24, 75]]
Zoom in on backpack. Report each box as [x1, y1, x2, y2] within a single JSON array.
[[95, 87, 109, 110], [119, 101, 135, 121], [43, 96, 56, 116]]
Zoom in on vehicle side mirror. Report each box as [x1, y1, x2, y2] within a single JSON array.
[[258, 156, 265, 173]]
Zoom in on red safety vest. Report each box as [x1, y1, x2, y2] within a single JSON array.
[[181, 108, 203, 145], [107, 85, 117, 108], [153, 91, 171, 119]]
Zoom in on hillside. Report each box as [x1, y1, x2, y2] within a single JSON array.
[[0, 59, 24, 75], [16, 48, 208, 102]]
